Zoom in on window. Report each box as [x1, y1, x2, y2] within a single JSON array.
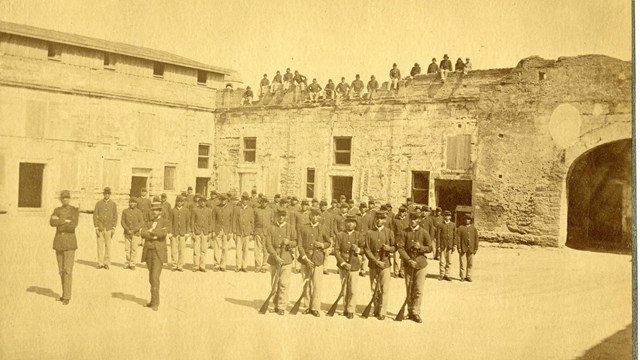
[[243, 137, 256, 163], [306, 168, 315, 198], [18, 163, 45, 208], [47, 43, 61, 61], [538, 71, 546, 81], [197, 70, 207, 84], [446, 135, 472, 170], [411, 171, 430, 205], [198, 144, 210, 169], [164, 165, 176, 190], [153, 62, 164, 77], [104, 53, 116, 69], [334, 136, 352, 165]]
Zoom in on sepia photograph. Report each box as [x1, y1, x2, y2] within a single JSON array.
[[0, 0, 634, 359]]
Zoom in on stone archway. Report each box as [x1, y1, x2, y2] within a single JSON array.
[[564, 139, 632, 251]]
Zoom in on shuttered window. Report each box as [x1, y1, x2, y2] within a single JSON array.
[[446, 135, 472, 170]]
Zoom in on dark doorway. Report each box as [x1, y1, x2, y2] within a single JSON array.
[[566, 139, 632, 252], [130, 176, 147, 197], [18, 163, 45, 208], [434, 179, 472, 214], [196, 177, 210, 198], [331, 176, 353, 201]]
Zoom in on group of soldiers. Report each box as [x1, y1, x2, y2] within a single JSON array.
[[241, 54, 474, 105], [50, 185, 479, 320]]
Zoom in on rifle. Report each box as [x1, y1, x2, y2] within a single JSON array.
[[362, 240, 389, 318], [258, 263, 281, 314], [290, 263, 314, 315], [395, 266, 416, 321], [327, 273, 346, 316]]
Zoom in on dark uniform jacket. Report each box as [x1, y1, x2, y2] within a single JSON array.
[[364, 226, 395, 269], [191, 206, 212, 235], [50, 205, 79, 251], [265, 221, 297, 265], [170, 206, 191, 236], [319, 210, 336, 239], [93, 199, 118, 231], [121, 207, 144, 236], [141, 216, 169, 263], [391, 214, 410, 238], [295, 210, 311, 235], [421, 216, 435, 238], [160, 201, 171, 220], [136, 197, 152, 221], [206, 197, 219, 209], [334, 230, 364, 271], [431, 215, 444, 241], [456, 225, 479, 254], [297, 223, 331, 266], [355, 212, 371, 233], [437, 221, 456, 250], [397, 226, 432, 270], [254, 206, 274, 236], [334, 212, 348, 234], [234, 205, 255, 237], [184, 194, 195, 210], [213, 203, 235, 234]]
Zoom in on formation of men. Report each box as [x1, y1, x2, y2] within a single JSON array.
[[250, 55, 474, 106], [50, 186, 479, 318]]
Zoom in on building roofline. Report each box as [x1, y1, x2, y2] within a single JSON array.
[[0, 20, 241, 82]]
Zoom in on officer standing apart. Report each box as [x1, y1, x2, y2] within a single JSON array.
[[298, 209, 331, 316], [457, 214, 479, 282], [265, 210, 297, 315], [121, 197, 144, 270], [334, 215, 363, 319], [93, 187, 118, 269], [140, 200, 169, 311], [49, 190, 79, 305], [364, 211, 395, 320], [397, 212, 432, 323]]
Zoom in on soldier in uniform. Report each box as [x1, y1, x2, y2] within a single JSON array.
[[191, 196, 212, 272], [160, 193, 171, 220], [456, 214, 478, 282], [136, 188, 152, 222], [420, 205, 436, 258], [249, 188, 259, 208], [283, 198, 300, 273], [265, 210, 297, 315], [297, 209, 331, 316], [334, 203, 349, 234], [364, 211, 395, 320], [268, 194, 281, 214], [121, 197, 144, 270], [431, 207, 444, 260], [213, 194, 234, 271], [355, 202, 371, 277], [310, 198, 319, 210], [234, 192, 254, 272], [437, 210, 456, 281], [141, 201, 169, 311], [254, 197, 274, 273], [391, 206, 410, 278], [397, 212, 432, 323], [185, 186, 195, 210], [334, 215, 364, 319], [49, 190, 78, 305], [319, 200, 336, 273], [93, 187, 118, 269], [168, 196, 190, 272], [206, 190, 219, 209]]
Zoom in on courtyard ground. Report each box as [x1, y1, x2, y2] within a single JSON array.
[[0, 213, 632, 360]]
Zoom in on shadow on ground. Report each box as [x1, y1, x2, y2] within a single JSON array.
[[111, 292, 147, 306], [225, 297, 262, 310], [575, 323, 632, 359], [26, 286, 60, 299], [76, 259, 131, 269]]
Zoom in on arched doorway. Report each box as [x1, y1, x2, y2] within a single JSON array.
[[565, 139, 632, 252]]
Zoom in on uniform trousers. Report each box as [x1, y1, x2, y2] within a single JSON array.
[[369, 266, 391, 316], [56, 250, 75, 300], [193, 234, 209, 270], [254, 234, 269, 271], [236, 235, 250, 270], [439, 248, 452, 276], [270, 263, 291, 310], [339, 268, 359, 314], [214, 230, 230, 269], [389, 77, 399, 90], [404, 265, 428, 315], [459, 252, 474, 280], [146, 248, 163, 307], [124, 234, 140, 267], [301, 264, 323, 311], [170, 235, 186, 270], [96, 229, 113, 266]]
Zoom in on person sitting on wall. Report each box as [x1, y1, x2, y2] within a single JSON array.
[[259, 74, 270, 99], [324, 79, 336, 101], [367, 75, 379, 104], [389, 63, 401, 91], [427, 58, 439, 74], [464, 58, 472, 74], [283, 68, 294, 93], [308, 78, 323, 103], [293, 70, 308, 90], [348, 74, 364, 100], [439, 54, 453, 82], [335, 77, 349, 101], [455, 58, 465, 72], [271, 70, 283, 93], [241, 86, 254, 106], [410, 63, 421, 78]]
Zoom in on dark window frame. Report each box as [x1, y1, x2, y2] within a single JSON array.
[[47, 43, 61, 61], [197, 70, 208, 85], [198, 144, 210, 169], [333, 136, 352, 165], [306, 168, 315, 198], [164, 165, 177, 191], [153, 62, 165, 77], [411, 171, 430, 205], [243, 137, 257, 163]]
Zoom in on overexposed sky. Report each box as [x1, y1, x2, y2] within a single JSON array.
[[0, 0, 633, 90]]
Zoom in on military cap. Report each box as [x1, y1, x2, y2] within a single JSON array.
[[188, 186, 193, 190], [152, 201, 162, 210], [217, 194, 227, 201], [181, 191, 187, 196], [398, 206, 408, 213], [339, 195, 346, 200], [347, 199, 355, 204], [339, 203, 349, 209], [279, 198, 288, 204], [345, 215, 357, 223], [59, 190, 71, 199], [152, 196, 160, 202], [443, 210, 452, 216], [276, 210, 287, 217], [285, 196, 291, 201], [320, 200, 328, 205], [274, 194, 281, 199], [421, 205, 429, 211], [368, 200, 375, 205], [103, 187, 111, 194], [310, 209, 321, 216], [380, 205, 388, 211], [141, 188, 148, 192], [161, 193, 167, 198], [359, 202, 368, 209], [197, 196, 206, 202], [331, 199, 338, 204], [301, 200, 309, 205], [312, 198, 319, 203], [406, 197, 412, 202], [436, 207, 442, 212], [386, 202, 392, 208], [227, 191, 233, 196], [409, 212, 420, 220], [128, 197, 137, 203], [464, 214, 473, 220], [292, 196, 299, 201], [176, 195, 185, 202], [241, 192, 250, 200], [251, 188, 257, 194], [375, 211, 387, 219], [258, 193, 265, 199]]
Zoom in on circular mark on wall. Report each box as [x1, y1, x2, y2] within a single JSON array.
[[549, 103, 582, 149]]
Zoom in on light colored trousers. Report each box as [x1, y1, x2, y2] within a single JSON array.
[[270, 263, 291, 310], [254, 234, 269, 270], [96, 229, 113, 266], [339, 268, 359, 314], [389, 78, 399, 90], [236, 235, 251, 270], [124, 234, 140, 267], [193, 234, 209, 270], [369, 267, 391, 316], [170, 235, 186, 269], [301, 264, 323, 311], [439, 248, 452, 276], [56, 250, 75, 300], [404, 265, 428, 315], [214, 230, 230, 269], [460, 252, 474, 280]]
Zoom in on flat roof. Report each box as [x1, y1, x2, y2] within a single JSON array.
[[0, 21, 240, 82]]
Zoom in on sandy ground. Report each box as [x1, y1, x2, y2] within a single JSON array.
[[0, 213, 632, 360]]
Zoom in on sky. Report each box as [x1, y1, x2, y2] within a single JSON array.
[[0, 0, 633, 90]]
